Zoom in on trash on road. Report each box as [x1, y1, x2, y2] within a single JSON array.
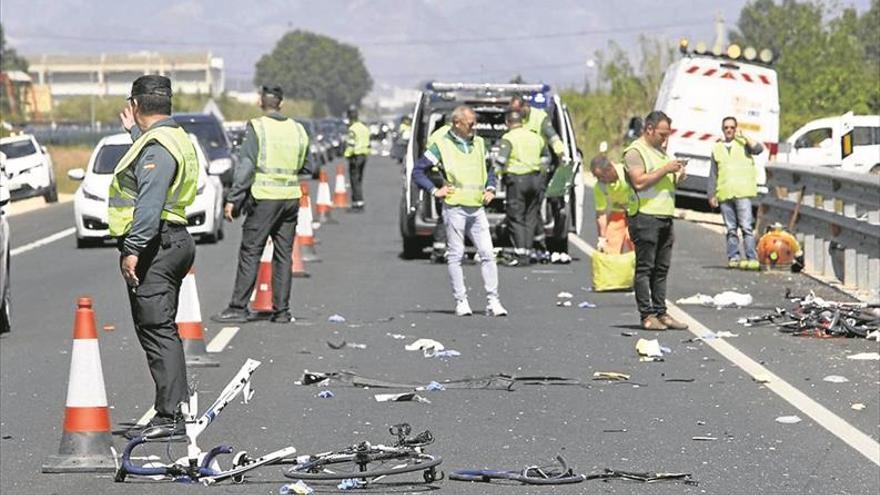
[[385, 332, 407, 339], [431, 349, 461, 358], [822, 375, 849, 383], [422, 381, 446, 391], [636, 338, 664, 362], [741, 291, 878, 338], [664, 378, 695, 383], [328, 314, 346, 323], [620, 331, 637, 337], [851, 403, 866, 411], [556, 300, 572, 307], [592, 371, 630, 381], [867, 330, 880, 341], [847, 352, 880, 361], [676, 291, 753, 308], [295, 370, 588, 391], [557, 291, 573, 299], [578, 301, 597, 309], [691, 436, 718, 441], [279, 480, 314, 494], [102, 324, 116, 332], [587, 469, 697, 485], [317, 390, 335, 399], [775, 415, 802, 424], [405, 338, 445, 355], [337, 478, 366, 490], [374, 392, 431, 404]]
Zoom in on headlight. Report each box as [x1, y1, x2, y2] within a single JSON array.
[[82, 188, 105, 202]]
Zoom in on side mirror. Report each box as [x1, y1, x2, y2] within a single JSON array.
[[67, 168, 86, 181]]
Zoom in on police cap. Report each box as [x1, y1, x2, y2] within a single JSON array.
[[129, 75, 172, 99], [261, 85, 284, 100]]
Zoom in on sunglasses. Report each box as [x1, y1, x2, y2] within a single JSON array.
[[723, 125, 736, 130]]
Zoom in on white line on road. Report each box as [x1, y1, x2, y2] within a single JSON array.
[[9, 227, 76, 257], [135, 406, 156, 427], [568, 233, 880, 466], [206, 326, 239, 353]]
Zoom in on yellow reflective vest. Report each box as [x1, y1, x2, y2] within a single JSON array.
[[435, 134, 487, 208], [250, 116, 308, 200], [623, 138, 675, 217], [502, 127, 544, 175], [711, 139, 758, 201], [345, 121, 371, 157]]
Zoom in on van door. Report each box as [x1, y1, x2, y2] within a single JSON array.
[[790, 125, 837, 167]]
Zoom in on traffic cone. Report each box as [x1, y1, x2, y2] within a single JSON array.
[[296, 183, 321, 263], [43, 297, 116, 473], [292, 237, 311, 278], [250, 239, 275, 315], [176, 268, 218, 368], [315, 169, 337, 224], [333, 164, 349, 208]]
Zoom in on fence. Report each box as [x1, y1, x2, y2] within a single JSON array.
[[759, 163, 880, 302]]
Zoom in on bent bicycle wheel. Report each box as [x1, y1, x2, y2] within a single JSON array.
[[450, 469, 586, 485], [284, 450, 442, 481]]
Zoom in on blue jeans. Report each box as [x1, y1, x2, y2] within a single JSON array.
[[444, 205, 499, 303], [719, 198, 757, 261]]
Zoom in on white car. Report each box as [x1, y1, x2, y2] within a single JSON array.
[[0, 133, 58, 203], [69, 132, 224, 248], [778, 112, 880, 175]]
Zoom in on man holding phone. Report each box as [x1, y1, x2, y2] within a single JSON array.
[[623, 111, 688, 331], [412, 105, 508, 317], [707, 116, 763, 270]]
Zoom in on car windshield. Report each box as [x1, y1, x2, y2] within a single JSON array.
[[176, 120, 226, 150], [0, 140, 37, 159], [93, 144, 131, 174]]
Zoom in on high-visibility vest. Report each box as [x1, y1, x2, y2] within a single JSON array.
[[436, 134, 487, 208], [623, 138, 675, 217], [344, 121, 371, 157], [524, 107, 548, 141], [595, 162, 633, 213], [427, 124, 451, 148], [250, 116, 307, 200], [711, 139, 758, 201], [502, 127, 544, 175], [108, 126, 198, 237]]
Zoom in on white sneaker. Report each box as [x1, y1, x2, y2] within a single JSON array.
[[550, 252, 561, 264], [558, 252, 572, 264], [486, 298, 508, 317], [455, 300, 473, 316]]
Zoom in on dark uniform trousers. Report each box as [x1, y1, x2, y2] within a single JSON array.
[[229, 199, 299, 313], [125, 222, 195, 418], [628, 213, 674, 318], [505, 172, 544, 251], [348, 155, 367, 203]]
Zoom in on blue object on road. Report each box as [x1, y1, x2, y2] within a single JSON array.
[[578, 301, 597, 308], [425, 381, 446, 391], [317, 390, 335, 399], [328, 314, 346, 323], [337, 478, 366, 490], [433, 349, 461, 358], [660, 346, 672, 354], [279, 480, 314, 494]]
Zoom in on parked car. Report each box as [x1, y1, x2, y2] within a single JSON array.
[[399, 82, 584, 258], [778, 112, 880, 175], [301, 119, 328, 179], [0, 152, 11, 335], [172, 113, 236, 189], [0, 133, 58, 203], [69, 132, 224, 248]]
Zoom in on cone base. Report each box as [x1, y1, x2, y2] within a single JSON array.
[[43, 453, 118, 473]]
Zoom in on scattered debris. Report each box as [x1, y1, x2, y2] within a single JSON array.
[[691, 436, 718, 441], [422, 381, 446, 392], [432, 349, 461, 358], [603, 429, 627, 433], [317, 390, 335, 399], [592, 371, 630, 381], [664, 378, 695, 383], [740, 291, 878, 338], [851, 403, 866, 411], [556, 300, 572, 307], [867, 330, 880, 341], [557, 291, 573, 299], [578, 301, 597, 309], [620, 331, 637, 337], [102, 324, 116, 332], [677, 291, 753, 308], [328, 314, 346, 323], [405, 338, 445, 356], [337, 478, 366, 490], [823, 375, 849, 383], [327, 341, 368, 350], [279, 480, 314, 495], [753, 374, 772, 384], [587, 469, 697, 485], [847, 352, 880, 361], [775, 415, 802, 424], [295, 370, 589, 391], [385, 333, 407, 340], [374, 392, 431, 404], [636, 339, 664, 362]]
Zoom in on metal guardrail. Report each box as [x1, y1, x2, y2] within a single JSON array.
[[759, 163, 880, 302]]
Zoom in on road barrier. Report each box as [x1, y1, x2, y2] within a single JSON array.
[[759, 163, 880, 302]]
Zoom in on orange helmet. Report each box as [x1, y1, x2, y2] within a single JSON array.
[[757, 223, 802, 268]]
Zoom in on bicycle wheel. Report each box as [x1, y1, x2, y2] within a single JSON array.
[[284, 449, 442, 481]]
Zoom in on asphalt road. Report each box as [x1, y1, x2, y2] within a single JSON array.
[[1, 156, 878, 494]]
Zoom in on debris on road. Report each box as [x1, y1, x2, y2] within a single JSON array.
[[295, 370, 589, 391], [374, 392, 431, 404], [385, 332, 407, 339], [279, 480, 314, 494], [847, 352, 880, 361], [620, 331, 637, 337], [822, 375, 849, 383], [327, 341, 367, 350], [556, 300, 572, 307], [676, 291, 753, 308], [337, 478, 366, 490], [775, 415, 802, 424], [578, 301, 597, 309], [102, 324, 115, 332], [328, 314, 346, 323], [691, 436, 718, 441], [592, 371, 630, 381], [422, 381, 446, 391], [587, 469, 697, 485], [557, 291, 573, 299], [317, 390, 335, 399], [405, 338, 445, 355], [851, 403, 866, 411], [664, 378, 695, 383], [740, 291, 878, 338], [867, 330, 880, 341], [432, 349, 461, 358], [636, 338, 665, 362]]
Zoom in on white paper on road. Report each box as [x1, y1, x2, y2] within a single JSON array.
[[676, 291, 753, 308], [847, 352, 880, 361]]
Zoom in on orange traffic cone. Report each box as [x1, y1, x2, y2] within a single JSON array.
[[43, 297, 116, 473], [176, 268, 218, 368], [296, 183, 321, 263], [316, 169, 337, 224], [333, 164, 349, 208], [292, 237, 311, 278], [250, 239, 275, 315]]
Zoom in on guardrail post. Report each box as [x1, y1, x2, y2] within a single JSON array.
[[803, 234, 816, 273], [870, 258, 880, 303], [822, 239, 835, 280], [857, 253, 870, 293]]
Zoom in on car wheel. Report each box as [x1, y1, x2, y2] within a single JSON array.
[[44, 183, 59, 203]]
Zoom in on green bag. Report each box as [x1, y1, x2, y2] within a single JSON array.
[[592, 250, 635, 291], [545, 163, 574, 198]]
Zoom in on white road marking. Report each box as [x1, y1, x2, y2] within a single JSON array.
[[135, 406, 156, 427], [206, 326, 239, 353], [568, 233, 880, 466], [10, 227, 76, 257]]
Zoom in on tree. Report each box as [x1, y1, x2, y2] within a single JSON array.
[[254, 30, 372, 115], [0, 23, 28, 72]]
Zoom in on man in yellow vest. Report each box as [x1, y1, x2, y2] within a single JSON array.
[[496, 110, 545, 266], [344, 106, 371, 210], [590, 154, 634, 254], [707, 116, 763, 271], [110, 75, 198, 439], [623, 111, 688, 331], [212, 86, 309, 324], [412, 105, 508, 317]]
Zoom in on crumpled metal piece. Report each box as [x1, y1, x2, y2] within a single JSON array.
[[295, 370, 589, 391]]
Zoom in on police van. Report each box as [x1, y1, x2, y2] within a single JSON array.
[[651, 41, 780, 199]]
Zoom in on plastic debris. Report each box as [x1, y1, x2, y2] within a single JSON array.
[[851, 403, 866, 411], [556, 291, 573, 299], [423, 381, 446, 391], [659, 345, 672, 355], [691, 436, 718, 441], [317, 390, 335, 399], [592, 371, 630, 381], [337, 478, 366, 490], [279, 480, 314, 495], [636, 338, 664, 362], [775, 415, 802, 424], [578, 301, 597, 309], [822, 375, 849, 383], [405, 338, 445, 356], [327, 341, 367, 350], [328, 314, 346, 323], [374, 392, 431, 404], [432, 349, 461, 358], [847, 352, 880, 361], [715, 331, 739, 338], [867, 330, 880, 341], [385, 333, 407, 339], [676, 291, 753, 308], [556, 300, 573, 307], [620, 331, 637, 337]]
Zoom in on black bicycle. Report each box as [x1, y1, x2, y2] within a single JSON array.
[[283, 423, 442, 485], [449, 455, 586, 485]]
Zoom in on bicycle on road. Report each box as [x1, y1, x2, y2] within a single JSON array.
[[449, 455, 586, 485]]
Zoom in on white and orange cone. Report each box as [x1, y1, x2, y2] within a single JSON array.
[[42, 297, 116, 473], [296, 183, 321, 263], [292, 237, 311, 278], [333, 164, 349, 209], [176, 269, 218, 368], [315, 170, 337, 224], [251, 239, 275, 315]]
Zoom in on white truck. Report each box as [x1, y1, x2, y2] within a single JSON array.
[[777, 112, 880, 175], [648, 43, 780, 199]]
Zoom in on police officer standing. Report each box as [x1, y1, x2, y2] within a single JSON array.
[[344, 106, 371, 210], [496, 110, 545, 266], [111, 75, 198, 439], [212, 86, 308, 324]]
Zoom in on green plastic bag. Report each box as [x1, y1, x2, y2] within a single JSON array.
[[545, 164, 574, 198], [592, 250, 635, 291]]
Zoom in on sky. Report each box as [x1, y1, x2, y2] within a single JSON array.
[[2, 0, 873, 94]]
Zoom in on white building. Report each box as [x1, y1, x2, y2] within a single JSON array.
[[26, 52, 224, 99]]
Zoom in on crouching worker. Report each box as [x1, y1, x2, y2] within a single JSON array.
[[590, 155, 634, 255]]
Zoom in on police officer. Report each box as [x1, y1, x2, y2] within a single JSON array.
[[623, 110, 688, 331], [111, 75, 198, 439], [212, 86, 308, 324], [344, 106, 371, 210], [496, 110, 545, 266]]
